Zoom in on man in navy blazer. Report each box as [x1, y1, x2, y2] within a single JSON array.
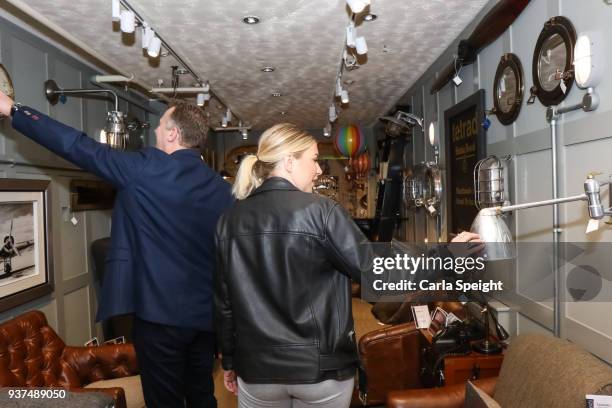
[[0, 91, 233, 408]]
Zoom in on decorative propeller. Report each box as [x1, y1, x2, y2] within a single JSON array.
[[430, 0, 531, 95]]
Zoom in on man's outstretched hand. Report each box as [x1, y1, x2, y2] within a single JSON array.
[[0, 90, 14, 117]]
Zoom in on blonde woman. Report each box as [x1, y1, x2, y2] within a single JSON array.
[[215, 123, 368, 408], [215, 123, 480, 407]]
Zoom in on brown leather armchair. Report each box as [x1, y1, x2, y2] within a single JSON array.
[[0, 310, 139, 408], [351, 300, 467, 406]]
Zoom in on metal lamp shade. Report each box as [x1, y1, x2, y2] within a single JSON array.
[[470, 208, 515, 261]]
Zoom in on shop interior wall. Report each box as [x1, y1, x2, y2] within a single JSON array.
[[0, 14, 158, 345], [394, 0, 612, 363]]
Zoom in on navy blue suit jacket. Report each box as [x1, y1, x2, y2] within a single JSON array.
[[13, 106, 233, 331]]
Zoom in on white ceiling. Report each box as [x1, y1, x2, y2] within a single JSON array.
[[15, 0, 489, 130]]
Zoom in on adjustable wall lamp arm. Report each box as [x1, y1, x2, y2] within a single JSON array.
[[45, 79, 120, 111], [490, 176, 611, 220]]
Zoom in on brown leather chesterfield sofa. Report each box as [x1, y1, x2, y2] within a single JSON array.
[[387, 333, 612, 408], [0, 310, 140, 408]]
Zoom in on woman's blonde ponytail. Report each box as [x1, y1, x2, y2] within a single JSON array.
[[232, 123, 315, 200]]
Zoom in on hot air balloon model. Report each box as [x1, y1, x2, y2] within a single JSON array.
[[334, 125, 365, 159]]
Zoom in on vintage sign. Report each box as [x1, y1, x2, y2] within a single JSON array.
[[444, 90, 486, 234]]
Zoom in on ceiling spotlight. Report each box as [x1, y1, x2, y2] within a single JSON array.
[[355, 36, 368, 55], [323, 123, 332, 138], [335, 80, 343, 97], [196, 93, 206, 106], [142, 24, 154, 49], [147, 36, 162, 58], [271, 92, 282, 97], [241, 128, 248, 139], [111, 0, 120, 21], [242, 16, 260, 24], [226, 109, 232, 123], [340, 90, 349, 104], [346, 0, 371, 14], [280, 111, 288, 116], [363, 13, 377, 21], [346, 24, 356, 48], [120, 10, 136, 33], [329, 105, 338, 122], [261, 66, 275, 72], [221, 115, 228, 128]]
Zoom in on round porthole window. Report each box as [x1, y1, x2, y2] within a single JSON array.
[[492, 53, 523, 125], [528, 16, 576, 106]]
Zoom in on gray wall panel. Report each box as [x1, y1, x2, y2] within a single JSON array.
[[392, 0, 612, 362], [0, 15, 149, 346]]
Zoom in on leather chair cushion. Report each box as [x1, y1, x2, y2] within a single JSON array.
[[85, 375, 144, 408], [465, 381, 500, 408]]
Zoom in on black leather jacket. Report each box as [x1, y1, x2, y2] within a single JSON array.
[[215, 177, 374, 383]]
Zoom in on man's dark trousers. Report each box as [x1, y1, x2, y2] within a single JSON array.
[[133, 317, 217, 408]]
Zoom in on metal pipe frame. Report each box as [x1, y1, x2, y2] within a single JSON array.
[[49, 88, 120, 112]]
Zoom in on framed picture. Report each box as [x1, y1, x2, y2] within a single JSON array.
[[444, 89, 487, 234], [0, 179, 53, 312]]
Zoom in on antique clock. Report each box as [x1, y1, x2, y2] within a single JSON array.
[[0, 63, 15, 119]]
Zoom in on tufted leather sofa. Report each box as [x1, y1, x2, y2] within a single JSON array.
[[0, 310, 139, 408]]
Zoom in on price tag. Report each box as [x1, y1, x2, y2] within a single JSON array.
[[560, 80, 567, 94], [586, 218, 599, 234], [70, 216, 78, 226], [411, 305, 431, 329]]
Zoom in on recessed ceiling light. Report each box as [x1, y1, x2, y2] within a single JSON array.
[[363, 13, 377, 21], [271, 92, 282, 97], [261, 66, 275, 72], [242, 16, 260, 24], [280, 111, 288, 116]]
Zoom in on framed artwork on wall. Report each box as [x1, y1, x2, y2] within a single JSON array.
[[444, 89, 487, 234], [0, 179, 53, 312]]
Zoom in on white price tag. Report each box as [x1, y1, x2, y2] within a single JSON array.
[[586, 218, 599, 234], [411, 305, 431, 329], [70, 216, 78, 226], [586, 394, 612, 407], [560, 80, 567, 94]]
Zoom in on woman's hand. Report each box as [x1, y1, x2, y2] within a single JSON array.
[[450, 231, 481, 243], [450, 231, 484, 256], [223, 370, 238, 395]]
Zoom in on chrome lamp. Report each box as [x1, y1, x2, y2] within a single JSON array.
[[45, 79, 128, 150], [471, 174, 608, 260]]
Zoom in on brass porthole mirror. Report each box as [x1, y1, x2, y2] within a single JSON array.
[[528, 16, 576, 106], [492, 53, 523, 125]]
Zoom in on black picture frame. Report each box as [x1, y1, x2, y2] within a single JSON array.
[[444, 89, 487, 234], [0, 179, 53, 312]]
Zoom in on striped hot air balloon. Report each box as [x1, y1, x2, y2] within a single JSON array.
[[334, 125, 365, 158]]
